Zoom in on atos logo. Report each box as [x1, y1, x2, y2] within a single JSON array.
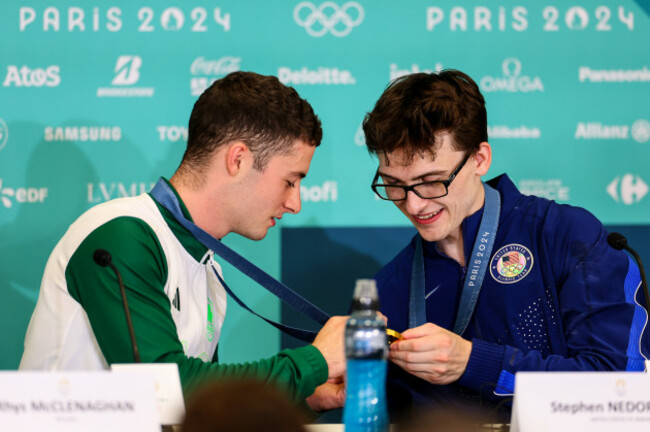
[[3, 65, 60, 87], [0, 118, 8, 151], [607, 175, 648, 205], [293, 2, 364, 37], [97, 56, 154, 97], [480, 58, 543, 93], [0, 179, 48, 208]]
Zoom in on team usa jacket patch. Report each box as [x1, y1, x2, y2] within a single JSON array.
[[490, 243, 534, 284]]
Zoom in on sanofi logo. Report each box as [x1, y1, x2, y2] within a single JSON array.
[[301, 181, 338, 202], [293, 2, 364, 37], [607, 174, 648, 205]]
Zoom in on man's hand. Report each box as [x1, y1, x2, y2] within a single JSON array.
[[389, 322, 472, 385], [306, 376, 346, 412], [312, 315, 347, 379]]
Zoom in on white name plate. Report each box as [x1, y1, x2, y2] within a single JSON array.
[[0, 371, 159, 432], [511, 372, 650, 432], [112, 363, 185, 426]]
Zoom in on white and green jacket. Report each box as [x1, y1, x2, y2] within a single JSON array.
[[20, 179, 327, 400]]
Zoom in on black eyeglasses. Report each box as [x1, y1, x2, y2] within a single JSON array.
[[371, 154, 470, 201]]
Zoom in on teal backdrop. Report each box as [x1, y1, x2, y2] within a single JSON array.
[[1, 0, 649, 369]]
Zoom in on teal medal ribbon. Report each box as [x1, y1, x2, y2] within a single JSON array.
[[409, 183, 501, 335]]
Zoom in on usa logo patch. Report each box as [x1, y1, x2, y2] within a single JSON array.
[[490, 244, 534, 284]]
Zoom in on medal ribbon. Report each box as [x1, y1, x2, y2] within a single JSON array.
[[409, 182, 501, 335]]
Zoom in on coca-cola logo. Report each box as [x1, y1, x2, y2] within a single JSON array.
[[190, 56, 241, 76]]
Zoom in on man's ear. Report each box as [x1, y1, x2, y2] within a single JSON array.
[[474, 141, 492, 176], [225, 141, 252, 176]]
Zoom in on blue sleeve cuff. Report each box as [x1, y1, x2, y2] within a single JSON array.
[[458, 338, 506, 393]]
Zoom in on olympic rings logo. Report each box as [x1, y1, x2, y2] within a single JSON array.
[[293, 2, 364, 37]]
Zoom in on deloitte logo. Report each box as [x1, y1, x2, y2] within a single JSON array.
[[389, 63, 443, 81], [293, 2, 364, 37], [278, 67, 355, 85], [607, 175, 648, 205], [97, 56, 154, 98], [0, 179, 48, 209], [190, 56, 241, 96], [575, 119, 650, 143], [0, 118, 8, 151], [300, 181, 338, 202], [480, 58, 543, 93]]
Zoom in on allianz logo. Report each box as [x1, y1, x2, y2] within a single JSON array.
[[157, 126, 187, 142], [579, 67, 650, 83], [3, 65, 60, 87], [575, 119, 650, 143], [480, 58, 543, 93], [87, 182, 156, 203], [607, 175, 648, 205], [278, 67, 356, 85], [0, 179, 48, 208], [190, 56, 241, 96], [390, 63, 443, 81], [488, 125, 540, 139], [97, 56, 154, 98], [518, 179, 569, 202], [301, 181, 337, 202], [44, 126, 121, 142]]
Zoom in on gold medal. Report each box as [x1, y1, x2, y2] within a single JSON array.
[[386, 328, 404, 345]]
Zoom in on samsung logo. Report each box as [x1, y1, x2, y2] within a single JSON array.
[[44, 126, 121, 142]]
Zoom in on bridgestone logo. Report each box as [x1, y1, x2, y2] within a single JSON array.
[[96, 87, 154, 97], [579, 67, 650, 83]]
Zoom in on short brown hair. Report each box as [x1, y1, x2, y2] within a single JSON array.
[[181, 71, 322, 175], [363, 69, 487, 163]]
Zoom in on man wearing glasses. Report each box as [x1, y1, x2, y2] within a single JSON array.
[[362, 70, 648, 417]]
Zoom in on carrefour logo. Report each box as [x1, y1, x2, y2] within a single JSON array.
[[3, 65, 60, 87], [480, 58, 543, 93], [0, 179, 48, 208], [293, 2, 364, 37], [97, 56, 154, 98], [0, 118, 8, 151], [607, 175, 648, 205]]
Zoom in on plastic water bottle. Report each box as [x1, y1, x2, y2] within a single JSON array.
[[343, 279, 388, 432]]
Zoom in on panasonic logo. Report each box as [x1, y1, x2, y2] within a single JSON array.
[[579, 67, 650, 83]]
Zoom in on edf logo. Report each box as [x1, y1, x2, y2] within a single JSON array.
[[607, 174, 648, 205], [293, 2, 364, 37], [0, 179, 48, 208]]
